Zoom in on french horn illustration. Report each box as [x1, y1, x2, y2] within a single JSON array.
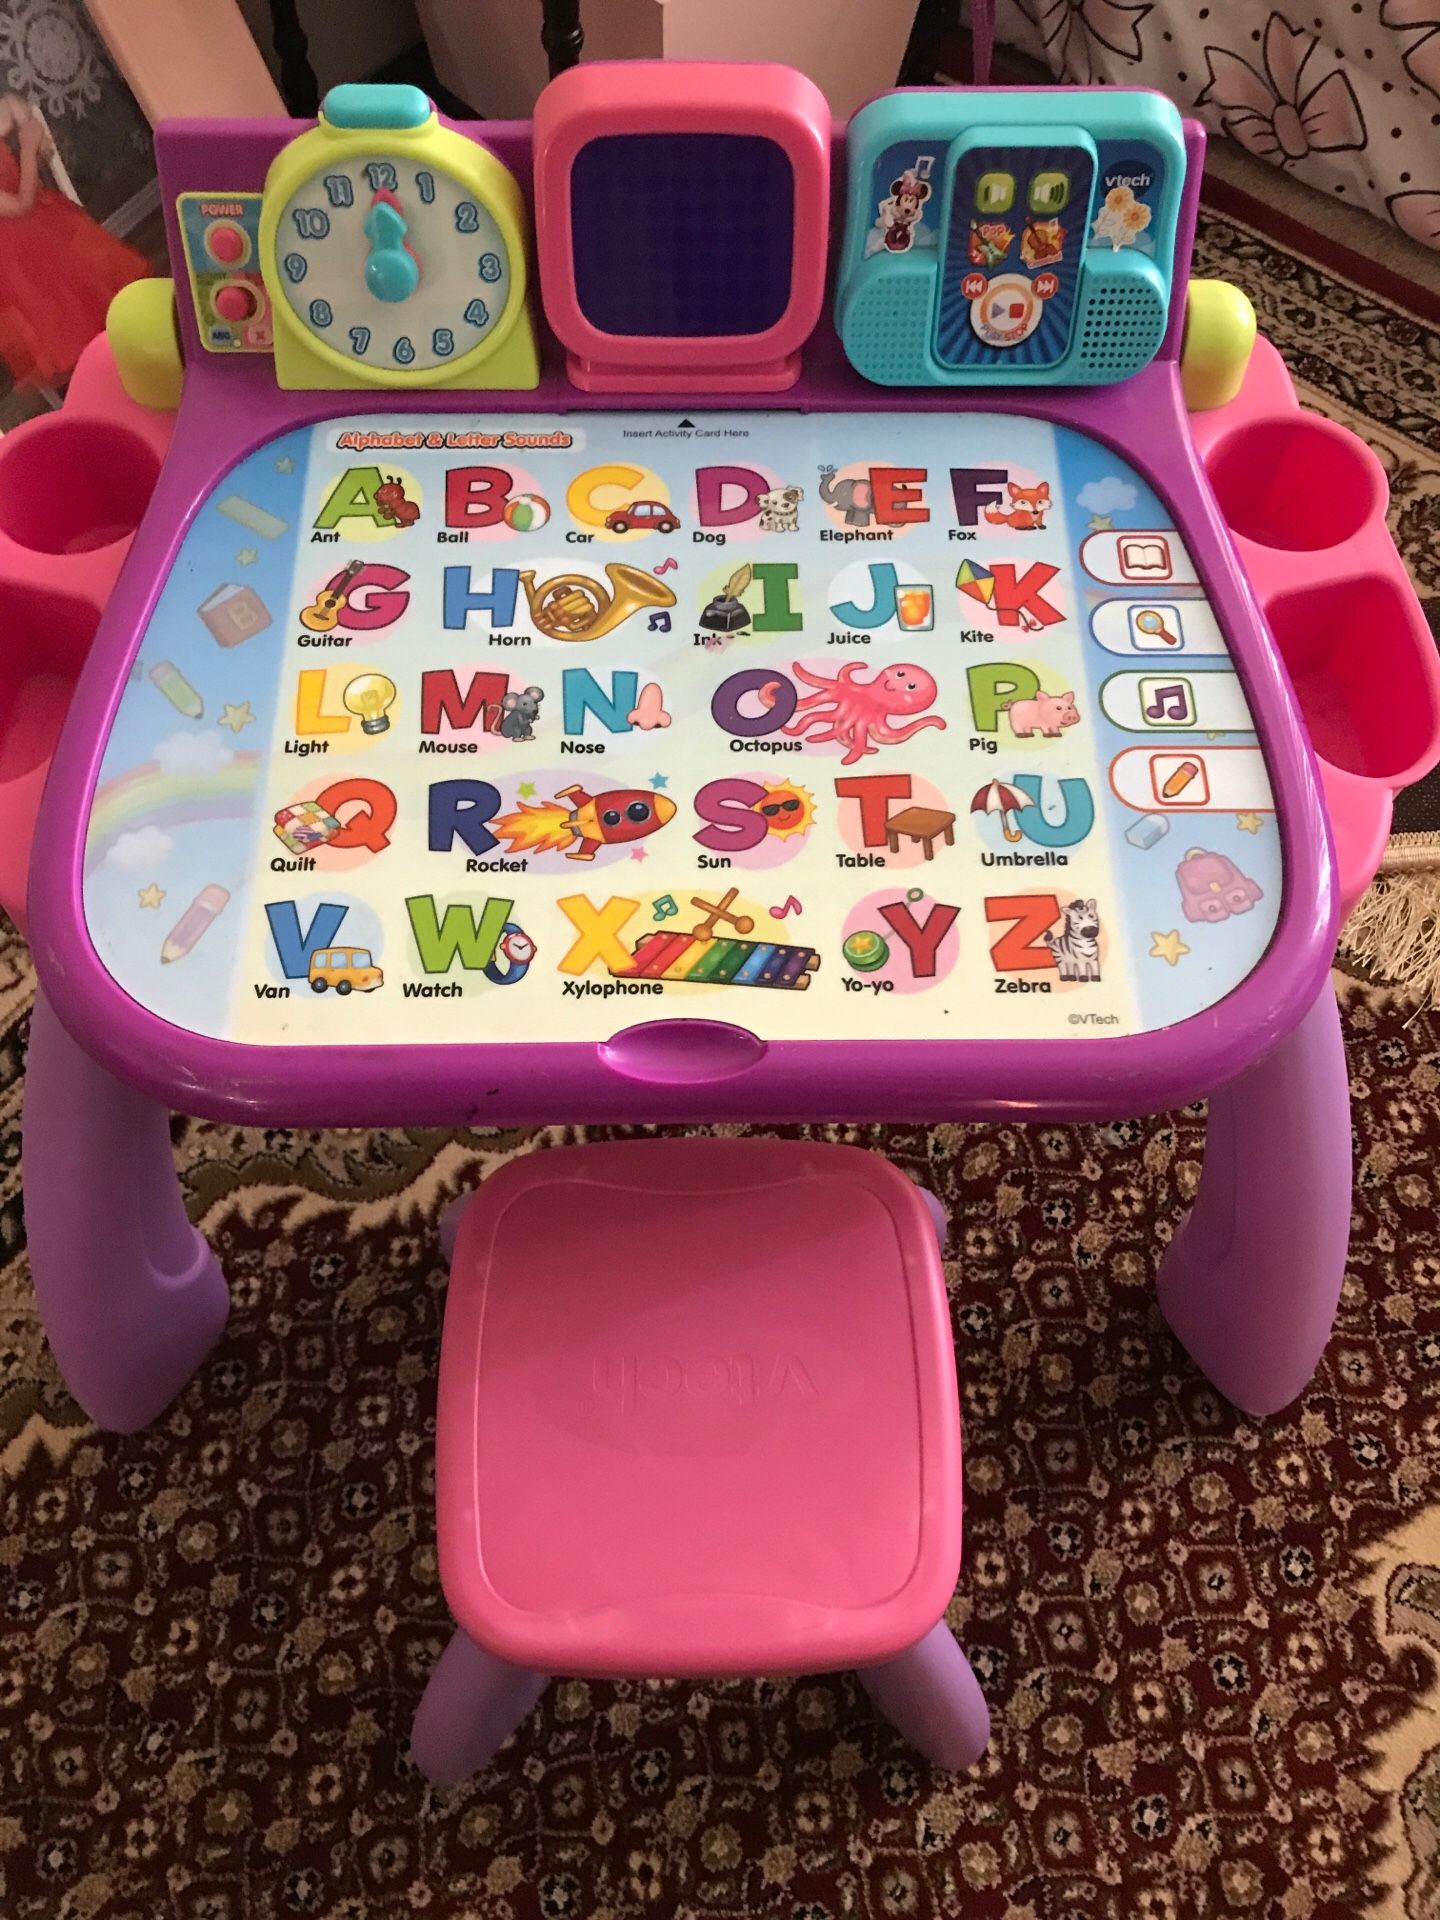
[[516, 563, 676, 641]]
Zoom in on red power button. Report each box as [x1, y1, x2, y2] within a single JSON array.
[[206, 222, 247, 265]]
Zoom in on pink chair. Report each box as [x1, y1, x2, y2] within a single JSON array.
[[412, 1137, 989, 1781]]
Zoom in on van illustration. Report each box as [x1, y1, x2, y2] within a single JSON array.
[[308, 946, 384, 994]]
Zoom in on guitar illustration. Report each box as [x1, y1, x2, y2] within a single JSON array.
[[299, 561, 364, 633]]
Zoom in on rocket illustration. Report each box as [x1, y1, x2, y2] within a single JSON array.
[[494, 784, 677, 861]]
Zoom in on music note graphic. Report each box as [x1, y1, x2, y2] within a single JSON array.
[[652, 894, 679, 921], [653, 558, 678, 576], [770, 895, 802, 920], [647, 610, 672, 632], [1142, 680, 1193, 724]]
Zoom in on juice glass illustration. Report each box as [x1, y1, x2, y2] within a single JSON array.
[[896, 584, 934, 632]]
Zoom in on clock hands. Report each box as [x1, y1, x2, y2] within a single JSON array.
[[363, 194, 420, 303]]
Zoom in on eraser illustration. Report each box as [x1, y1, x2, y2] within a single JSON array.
[[1125, 812, 1170, 850], [217, 494, 288, 539]]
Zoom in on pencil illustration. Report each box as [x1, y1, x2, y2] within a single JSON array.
[[161, 884, 229, 963]]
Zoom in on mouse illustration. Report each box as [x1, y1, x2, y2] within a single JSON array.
[[499, 686, 544, 741]]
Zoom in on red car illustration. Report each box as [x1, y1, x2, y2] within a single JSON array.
[[604, 499, 680, 534]]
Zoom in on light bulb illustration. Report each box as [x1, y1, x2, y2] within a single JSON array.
[[342, 671, 397, 735]]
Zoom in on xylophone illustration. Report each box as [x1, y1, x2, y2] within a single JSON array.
[[609, 889, 822, 991]]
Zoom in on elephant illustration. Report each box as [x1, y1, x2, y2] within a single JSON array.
[[819, 467, 875, 528]]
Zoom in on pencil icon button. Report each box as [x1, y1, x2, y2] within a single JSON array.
[[1161, 759, 1201, 799]]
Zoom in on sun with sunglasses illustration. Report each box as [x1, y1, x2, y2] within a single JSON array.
[[750, 780, 815, 840]]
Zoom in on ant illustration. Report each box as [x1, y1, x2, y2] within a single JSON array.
[[374, 474, 420, 527]]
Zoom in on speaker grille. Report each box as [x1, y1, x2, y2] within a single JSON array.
[[1074, 281, 1166, 379], [842, 276, 934, 385]]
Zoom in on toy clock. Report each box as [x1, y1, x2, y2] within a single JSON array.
[[258, 84, 539, 391]]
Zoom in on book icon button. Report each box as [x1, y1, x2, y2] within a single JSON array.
[[1118, 534, 1173, 581]]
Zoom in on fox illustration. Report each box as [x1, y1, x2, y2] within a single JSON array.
[[983, 481, 1050, 530]]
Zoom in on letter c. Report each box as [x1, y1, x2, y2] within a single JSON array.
[[566, 462, 649, 529]]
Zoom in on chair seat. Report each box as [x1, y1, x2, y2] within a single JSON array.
[[436, 1137, 961, 1679]]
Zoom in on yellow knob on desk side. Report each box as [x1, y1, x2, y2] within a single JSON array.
[[1181, 278, 1257, 412], [106, 278, 184, 411]]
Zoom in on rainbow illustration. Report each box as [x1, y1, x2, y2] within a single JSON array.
[[84, 753, 262, 871]]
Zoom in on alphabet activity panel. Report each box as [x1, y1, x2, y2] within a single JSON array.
[[80, 411, 1282, 1050]]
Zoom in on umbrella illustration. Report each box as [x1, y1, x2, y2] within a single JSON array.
[[970, 778, 1033, 844]]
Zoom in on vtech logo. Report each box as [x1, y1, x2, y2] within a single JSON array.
[[589, 1352, 819, 1414], [1104, 160, 1155, 195]]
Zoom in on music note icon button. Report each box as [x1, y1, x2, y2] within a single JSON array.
[[1138, 677, 1195, 727]]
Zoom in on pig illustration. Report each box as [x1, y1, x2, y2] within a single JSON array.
[[1001, 689, 1080, 738]]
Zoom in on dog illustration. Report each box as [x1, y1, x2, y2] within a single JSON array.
[[757, 484, 803, 533], [1043, 898, 1101, 982]]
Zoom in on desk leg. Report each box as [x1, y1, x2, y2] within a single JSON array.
[[1155, 985, 1352, 1416], [23, 989, 229, 1432]]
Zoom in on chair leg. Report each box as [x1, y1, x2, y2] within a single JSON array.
[[858, 1621, 990, 1769], [438, 1192, 473, 1264], [918, 1187, 947, 1255], [410, 1631, 548, 1784]]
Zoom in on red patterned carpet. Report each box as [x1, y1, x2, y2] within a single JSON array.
[[1, 201, 1439, 1918]]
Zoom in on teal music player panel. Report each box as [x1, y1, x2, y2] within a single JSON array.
[[835, 90, 1186, 388]]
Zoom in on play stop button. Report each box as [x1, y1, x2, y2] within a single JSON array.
[[971, 273, 1043, 348]]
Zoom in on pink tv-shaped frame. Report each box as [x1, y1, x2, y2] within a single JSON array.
[[533, 62, 831, 392]]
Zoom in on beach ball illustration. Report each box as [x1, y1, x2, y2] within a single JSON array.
[[505, 492, 551, 531]]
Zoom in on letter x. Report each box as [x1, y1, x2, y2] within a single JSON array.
[[557, 895, 641, 975]]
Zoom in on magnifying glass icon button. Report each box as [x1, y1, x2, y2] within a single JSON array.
[[1136, 609, 1180, 645]]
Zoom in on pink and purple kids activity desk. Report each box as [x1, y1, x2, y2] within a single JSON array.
[[10, 65, 1439, 1433]]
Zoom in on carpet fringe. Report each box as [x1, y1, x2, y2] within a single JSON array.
[[1340, 837, 1440, 1007]]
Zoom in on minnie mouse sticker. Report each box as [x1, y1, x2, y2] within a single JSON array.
[[866, 156, 937, 256]]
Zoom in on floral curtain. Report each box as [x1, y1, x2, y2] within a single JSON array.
[[989, 0, 1440, 251]]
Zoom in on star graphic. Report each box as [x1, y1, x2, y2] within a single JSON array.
[[650, 773, 669, 790], [274, 456, 295, 473], [218, 700, 255, 734], [1150, 928, 1190, 967], [517, 781, 537, 799], [630, 847, 648, 862], [1235, 812, 1263, 834], [1088, 513, 1114, 532], [236, 546, 259, 566], [138, 883, 166, 909]]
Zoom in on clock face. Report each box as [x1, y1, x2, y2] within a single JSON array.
[[275, 153, 512, 374]]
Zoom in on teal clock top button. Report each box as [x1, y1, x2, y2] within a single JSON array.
[[322, 83, 431, 131]]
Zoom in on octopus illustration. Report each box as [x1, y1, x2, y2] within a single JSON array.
[[781, 661, 947, 766]]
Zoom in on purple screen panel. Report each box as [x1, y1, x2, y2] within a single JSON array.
[[569, 132, 794, 337]]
